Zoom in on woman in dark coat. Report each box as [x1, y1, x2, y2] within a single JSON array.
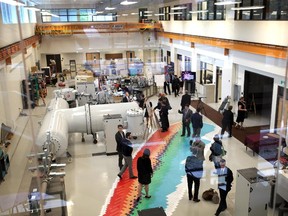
[[136, 149, 153, 201], [235, 97, 247, 129]]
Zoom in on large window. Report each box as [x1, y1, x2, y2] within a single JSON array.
[[197, 0, 225, 20], [234, 0, 287, 20], [159, 6, 170, 21], [1, 1, 37, 24], [173, 3, 192, 21], [41, 9, 117, 23]]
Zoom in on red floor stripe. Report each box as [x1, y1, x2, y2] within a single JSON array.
[[103, 123, 181, 216]]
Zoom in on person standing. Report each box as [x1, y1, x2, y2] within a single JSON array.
[[221, 105, 234, 138], [164, 72, 171, 95], [181, 104, 193, 137], [122, 91, 130, 102], [209, 135, 223, 169], [115, 124, 125, 170], [215, 159, 234, 216], [185, 147, 203, 202], [136, 148, 153, 202], [117, 132, 137, 179], [172, 75, 180, 97], [179, 90, 191, 113], [190, 136, 205, 161], [235, 97, 247, 129], [191, 108, 203, 138], [159, 101, 169, 132]]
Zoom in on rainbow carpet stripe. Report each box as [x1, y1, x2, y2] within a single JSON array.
[[103, 122, 215, 216]]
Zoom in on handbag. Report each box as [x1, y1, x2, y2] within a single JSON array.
[[212, 191, 220, 204], [202, 188, 214, 201], [221, 146, 227, 157]]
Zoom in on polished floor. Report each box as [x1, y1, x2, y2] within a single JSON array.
[[0, 87, 277, 216]]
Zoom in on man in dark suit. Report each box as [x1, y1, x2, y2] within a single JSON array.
[[115, 124, 125, 170], [191, 108, 203, 137], [221, 105, 234, 138], [117, 132, 137, 179], [215, 159, 234, 216], [179, 91, 191, 113], [185, 147, 203, 202], [181, 104, 193, 137], [122, 91, 130, 102]]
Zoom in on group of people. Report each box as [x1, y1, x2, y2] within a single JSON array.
[[164, 73, 183, 97], [115, 124, 153, 201], [185, 135, 233, 216]]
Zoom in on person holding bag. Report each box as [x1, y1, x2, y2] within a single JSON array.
[[185, 147, 204, 202], [209, 135, 223, 169]]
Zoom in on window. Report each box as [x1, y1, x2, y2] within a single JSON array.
[[41, 9, 117, 23], [234, 0, 287, 20], [197, 0, 225, 20], [159, 6, 170, 21], [185, 57, 191, 71], [200, 62, 213, 84], [173, 3, 192, 21]]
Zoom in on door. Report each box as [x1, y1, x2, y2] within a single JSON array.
[[216, 67, 222, 103], [86, 52, 100, 69], [46, 54, 62, 73]]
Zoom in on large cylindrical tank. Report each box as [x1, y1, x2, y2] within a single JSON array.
[[36, 98, 69, 157], [36, 100, 140, 157]]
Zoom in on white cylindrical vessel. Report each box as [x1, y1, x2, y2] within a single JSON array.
[[36, 98, 69, 157], [126, 108, 144, 136], [36, 99, 140, 157]]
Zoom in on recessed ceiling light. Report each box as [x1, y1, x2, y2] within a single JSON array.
[[214, 0, 241, 5], [24, 6, 40, 11], [231, 5, 265, 10], [189, 10, 208, 13], [122, 14, 128, 16], [120, 0, 138, 5], [131, 12, 138, 15], [171, 6, 187, 10], [169, 12, 183, 15], [105, 7, 115, 10], [144, 11, 153, 13], [154, 13, 165, 16]]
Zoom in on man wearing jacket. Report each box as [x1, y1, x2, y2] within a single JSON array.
[[185, 147, 203, 202], [221, 105, 234, 138], [115, 124, 125, 170], [191, 108, 203, 137], [117, 132, 137, 179], [215, 159, 234, 216], [181, 104, 193, 137], [179, 90, 191, 113]]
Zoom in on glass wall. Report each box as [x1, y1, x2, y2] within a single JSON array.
[[0, 0, 287, 216]]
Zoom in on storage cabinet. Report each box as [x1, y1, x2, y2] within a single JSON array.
[[235, 168, 270, 216], [21, 76, 39, 109]]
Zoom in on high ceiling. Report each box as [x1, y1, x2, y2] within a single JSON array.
[[30, 0, 179, 11]]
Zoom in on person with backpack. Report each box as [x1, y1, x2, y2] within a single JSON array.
[[209, 135, 223, 169]]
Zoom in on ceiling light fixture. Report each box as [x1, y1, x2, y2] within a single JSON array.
[[41, 10, 59, 17], [24, 6, 40, 11], [131, 12, 138, 15], [105, 7, 115, 10], [154, 13, 165, 16], [231, 5, 265, 10], [171, 6, 187, 10], [0, 0, 25, 6], [214, 0, 241, 5], [122, 13, 128, 16], [169, 12, 183, 15], [120, 0, 138, 5], [144, 11, 153, 13], [189, 10, 208, 13]]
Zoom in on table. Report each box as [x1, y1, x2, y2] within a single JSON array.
[[244, 133, 285, 159]]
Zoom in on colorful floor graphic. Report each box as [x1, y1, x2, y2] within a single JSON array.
[[103, 122, 215, 216]]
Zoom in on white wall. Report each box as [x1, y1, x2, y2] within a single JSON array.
[[159, 0, 288, 46]]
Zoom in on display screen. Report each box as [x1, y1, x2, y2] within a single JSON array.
[[182, 71, 196, 81], [129, 63, 143, 76]]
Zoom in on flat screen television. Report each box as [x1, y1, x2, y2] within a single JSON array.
[[182, 71, 196, 81]]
